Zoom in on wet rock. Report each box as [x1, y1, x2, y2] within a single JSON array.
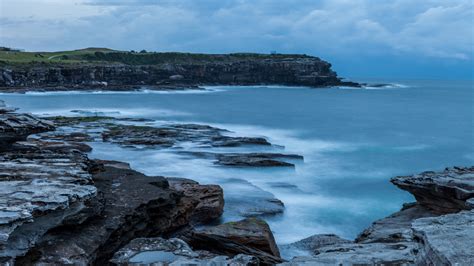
[[15, 163, 196, 265], [283, 234, 351, 253], [211, 136, 271, 147], [0, 140, 97, 262], [168, 178, 224, 224], [391, 166, 474, 213], [110, 237, 258, 265], [356, 203, 436, 244], [279, 242, 416, 266], [412, 210, 474, 265], [216, 153, 302, 167], [36, 132, 94, 142], [183, 218, 283, 265], [44, 115, 113, 127], [0, 108, 54, 150], [223, 178, 285, 217], [101, 123, 271, 149]]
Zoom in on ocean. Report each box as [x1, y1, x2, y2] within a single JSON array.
[[2, 79, 473, 257]]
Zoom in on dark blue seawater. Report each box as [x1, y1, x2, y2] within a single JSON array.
[[1, 80, 473, 254]]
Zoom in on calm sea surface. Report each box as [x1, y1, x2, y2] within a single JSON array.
[[2, 80, 473, 256]]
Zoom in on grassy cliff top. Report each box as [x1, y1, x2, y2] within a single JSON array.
[[0, 47, 316, 66]]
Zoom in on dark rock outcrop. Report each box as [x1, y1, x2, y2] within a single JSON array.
[[215, 153, 303, 167], [101, 123, 271, 149], [391, 166, 474, 214], [183, 218, 284, 265], [0, 105, 54, 150], [0, 54, 357, 90], [167, 178, 224, 224], [110, 237, 258, 265], [15, 163, 198, 265]]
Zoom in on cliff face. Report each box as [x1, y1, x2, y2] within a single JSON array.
[[0, 56, 357, 89]]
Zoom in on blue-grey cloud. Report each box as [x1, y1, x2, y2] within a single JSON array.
[[0, 0, 472, 78]]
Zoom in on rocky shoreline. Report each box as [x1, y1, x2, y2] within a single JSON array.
[[0, 54, 359, 91], [1, 102, 473, 265]]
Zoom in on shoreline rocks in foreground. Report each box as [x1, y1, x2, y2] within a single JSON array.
[[1, 102, 473, 265], [280, 166, 474, 265]]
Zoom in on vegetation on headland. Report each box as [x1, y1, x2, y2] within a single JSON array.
[[0, 47, 314, 66]]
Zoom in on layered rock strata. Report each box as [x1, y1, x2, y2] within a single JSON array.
[[0, 54, 358, 90]]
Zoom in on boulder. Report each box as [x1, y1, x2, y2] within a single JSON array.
[[183, 218, 283, 265], [167, 178, 224, 224]]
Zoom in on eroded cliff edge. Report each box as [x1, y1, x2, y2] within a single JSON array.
[[0, 51, 358, 91]]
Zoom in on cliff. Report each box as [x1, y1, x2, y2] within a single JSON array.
[[0, 49, 358, 90]]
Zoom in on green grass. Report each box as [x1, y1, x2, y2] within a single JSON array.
[[0, 47, 117, 64], [0, 47, 313, 66]]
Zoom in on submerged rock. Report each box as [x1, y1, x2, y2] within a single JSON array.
[[110, 237, 258, 266], [101, 123, 272, 149], [216, 153, 303, 167], [183, 218, 284, 265], [223, 178, 285, 217]]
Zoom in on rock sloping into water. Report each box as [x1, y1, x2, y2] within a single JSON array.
[[182, 218, 284, 265], [391, 166, 474, 213], [281, 166, 474, 265], [167, 177, 224, 224]]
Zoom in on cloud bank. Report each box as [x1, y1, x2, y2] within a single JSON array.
[[0, 0, 472, 78]]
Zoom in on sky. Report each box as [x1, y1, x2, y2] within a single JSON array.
[[0, 0, 473, 79]]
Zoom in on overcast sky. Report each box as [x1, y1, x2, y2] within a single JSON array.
[[0, 0, 473, 79]]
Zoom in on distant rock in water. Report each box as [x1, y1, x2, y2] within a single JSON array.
[[0, 51, 359, 90]]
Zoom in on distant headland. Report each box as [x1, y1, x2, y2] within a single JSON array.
[[0, 47, 359, 92]]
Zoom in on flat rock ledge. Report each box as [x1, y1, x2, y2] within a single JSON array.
[[281, 166, 474, 265], [0, 107, 227, 265]]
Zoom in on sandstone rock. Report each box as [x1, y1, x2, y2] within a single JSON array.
[[0, 140, 97, 262], [356, 203, 436, 244], [168, 178, 224, 224], [101, 123, 272, 149], [0, 54, 356, 90], [412, 210, 474, 265], [279, 242, 416, 266], [391, 166, 474, 213], [15, 163, 196, 265], [110, 237, 258, 266], [183, 218, 283, 265], [282, 234, 351, 253], [0, 108, 54, 150]]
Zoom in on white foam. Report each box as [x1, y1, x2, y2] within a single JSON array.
[[0, 87, 223, 96]]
